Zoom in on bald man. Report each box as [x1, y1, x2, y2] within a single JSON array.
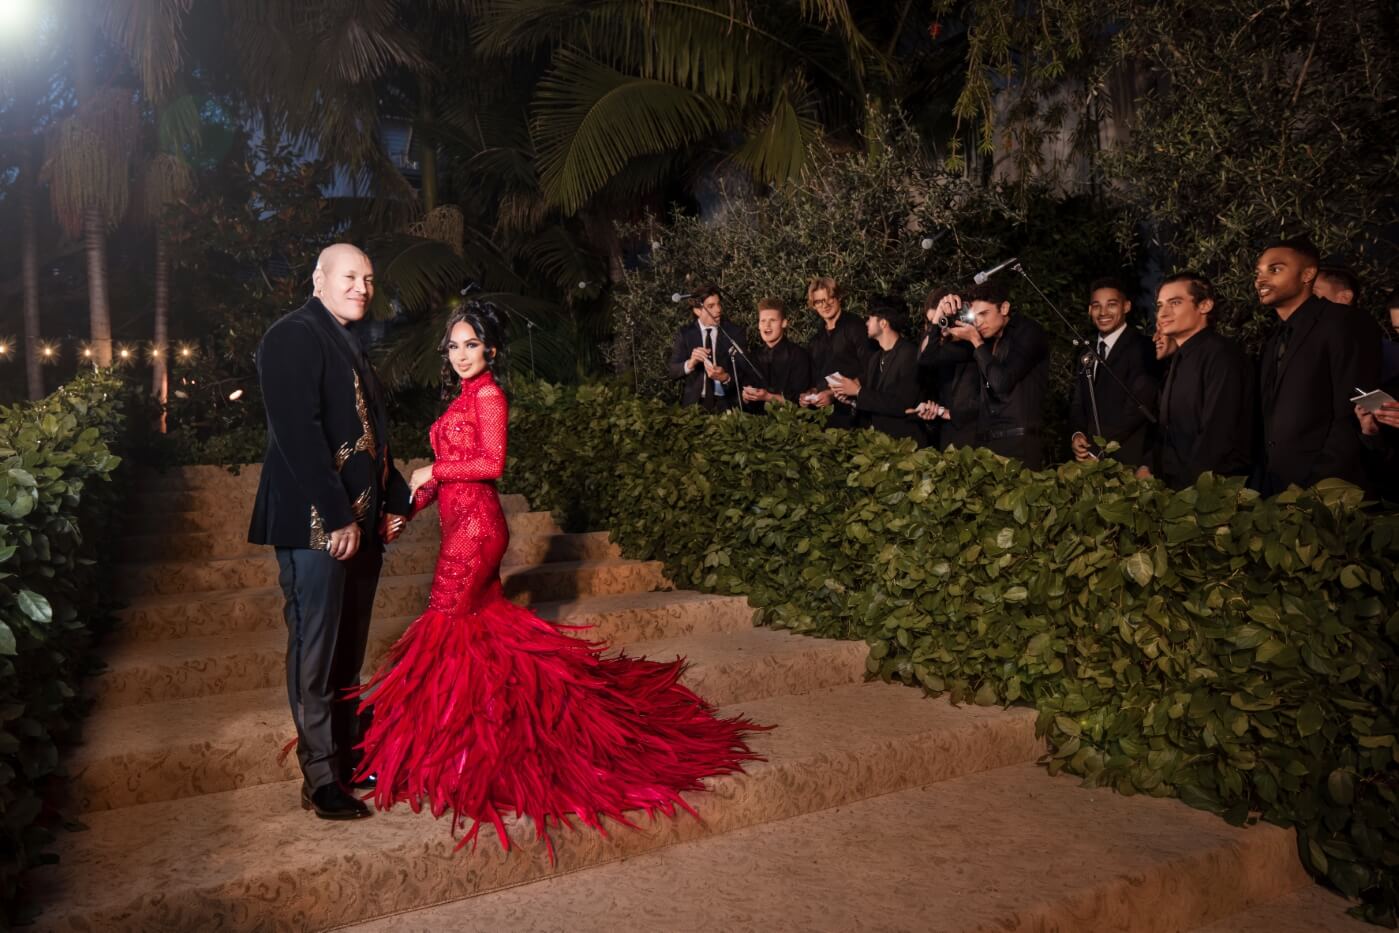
[[249, 243, 412, 820]]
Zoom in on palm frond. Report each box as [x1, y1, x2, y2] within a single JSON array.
[[41, 88, 142, 235], [729, 79, 824, 186], [102, 0, 193, 102], [520, 224, 605, 294], [531, 49, 730, 212], [363, 233, 470, 316]]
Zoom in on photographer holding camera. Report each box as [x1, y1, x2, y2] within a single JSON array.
[[912, 287, 980, 450], [936, 281, 1050, 469]]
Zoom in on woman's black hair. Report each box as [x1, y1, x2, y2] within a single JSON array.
[[439, 299, 508, 399]]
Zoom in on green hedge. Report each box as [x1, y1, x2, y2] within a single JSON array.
[[0, 372, 125, 923], [503, 382, 1399, 926]]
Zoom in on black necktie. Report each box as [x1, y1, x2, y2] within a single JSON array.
[[1095, 337, 1107, 380], [702, 328, 714, 398], [1272, 322, 1290, 392]]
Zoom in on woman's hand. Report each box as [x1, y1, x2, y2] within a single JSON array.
[[409, 465, 435, 496]]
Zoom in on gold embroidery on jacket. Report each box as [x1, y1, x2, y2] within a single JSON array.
[[309, 505, 328, 550], [335, 372, 378, 471], [351, 487, 373, 522]]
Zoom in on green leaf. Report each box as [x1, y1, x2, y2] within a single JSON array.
[[1123, 551, 1153, 587], [1296, 703, 1324, 737], [1326, 769, 1354, 806], [0, 621, 15, 655]]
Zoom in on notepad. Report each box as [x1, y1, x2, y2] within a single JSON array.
[[1350, 387, 1397, 413]]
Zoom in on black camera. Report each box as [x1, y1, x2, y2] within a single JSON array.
[[935, 305, 977, 331]]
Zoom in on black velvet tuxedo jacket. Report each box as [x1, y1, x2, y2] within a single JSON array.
[[918, 334, 980, 448], [742, 338, 814, 414], [1255, 295, 1380, 494], [1067, 325, 1160, 468], [248, 298, 412, 549], [667, 319, 748, 408], [972, 314, 1050, 468]]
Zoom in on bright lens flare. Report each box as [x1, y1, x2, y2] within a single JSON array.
[[0, 0, 36, 37]]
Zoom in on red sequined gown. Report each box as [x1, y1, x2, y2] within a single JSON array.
[[353, 370, 766, 857]]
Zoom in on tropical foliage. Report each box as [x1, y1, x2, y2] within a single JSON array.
[[0, 370, 125, 925], [502, 382, 1399, 927]]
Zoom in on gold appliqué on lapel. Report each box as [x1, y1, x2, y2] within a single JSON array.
[[335, 371, 379, 471]]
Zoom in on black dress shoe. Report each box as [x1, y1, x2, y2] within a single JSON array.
[[301, 782, 371, 820], [349, 772, 377, 792]]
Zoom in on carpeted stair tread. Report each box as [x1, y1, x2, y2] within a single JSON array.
[[338, 764, 1314, 933], [34, 686, 1043, 932], [93, 590, 758, 707], [112, 531, 620, 598], [70, 630, 871, 811], [1190, 886, 1373, 932]]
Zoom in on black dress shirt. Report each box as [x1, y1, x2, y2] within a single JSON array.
[[854, 338, 920, 439], [807, 312, 875, 428], [743, 338, 814, 414], [1255, 295, 1380, 494], [918, 333, 980, 449], [972, 314, 1050, 469], [1157, 327, 1254, 490], [1067, 324, 1159, 467]]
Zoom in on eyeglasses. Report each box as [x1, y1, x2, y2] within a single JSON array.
[[811, 298, 835, 308]]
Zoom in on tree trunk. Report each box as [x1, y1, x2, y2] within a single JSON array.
[[417, 74, 438, 213], [84, 207, 114, 366], [152, 226, 170, 431], [20, 148, 43, 400]]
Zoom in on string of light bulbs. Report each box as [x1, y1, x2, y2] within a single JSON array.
[[0, 340, 202, 364]]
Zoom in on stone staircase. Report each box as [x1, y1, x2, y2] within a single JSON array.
[[29, 465, 1367, 931]]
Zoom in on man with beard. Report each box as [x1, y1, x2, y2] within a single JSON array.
[[829, 296, 920, 440], [799, 276, 873, 428], [1068, 277, 1159, 467], [1253, 238, 1379, 494]]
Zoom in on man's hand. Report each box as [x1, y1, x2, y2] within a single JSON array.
[[742, 386, 771, 403], [801, 389, 835, 408], [687, 346, 710, 373], [829, 375, 860, 400], [328, 522, 361, 561], [1357, 404, 1380, 436], [1134, 465, 1152, 480], [1070, 432, 1096, 461], [704, 362, 731, 384], [948, 322, 982, 347], [1374, 400, 1399, 430], [907, 400, 948, 421], [379, 513, 407, 543]]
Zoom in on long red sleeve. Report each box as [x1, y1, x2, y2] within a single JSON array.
[[431, 384, 508, 482]]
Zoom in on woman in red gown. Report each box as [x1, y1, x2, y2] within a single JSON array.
[[353, 303, 766, 858]]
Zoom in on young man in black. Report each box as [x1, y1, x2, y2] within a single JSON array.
[[829, 296, 920, 440], [1253, 238, 1379, 494], [1068, 277, 1159, 468], [913, 286, 980, 450], [666, 285, 747, 413], [937, 281, 1051, 468], [741, 297, 813, 414], [799, 276, 873, 429], [1148, 272, 1254, 489]]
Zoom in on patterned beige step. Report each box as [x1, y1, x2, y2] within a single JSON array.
[[93, 591, 757, 708], [35, 685, 1044, 932], [344, 765, 1317, 933], [119, 509, 559, 560], [1192, 886, 1372, 932], [133, 462, 434, 494], [71, 629, 869, 812], [114, 560, 669, 644], [113, 532, 619, 598]]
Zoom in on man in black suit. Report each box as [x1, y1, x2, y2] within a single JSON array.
[[1149, 272, 1254, 489], [937, 281, 1051, 468], [1068, 277, 1159, 468], [829, 296, 920, 440], [666, 285, 747, 412], [249, 243, 413, 820], [799, 276, 873, 428], [1253, 238, 1380, 495], [914, 287, 980, 450], [740, 297, 813, 414]]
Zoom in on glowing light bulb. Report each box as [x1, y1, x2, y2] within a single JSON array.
[[228, 389, 245, 401]]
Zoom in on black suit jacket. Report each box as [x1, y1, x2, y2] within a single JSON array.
[[248, 298, 411, 549], [973, 314, 1050, 468], [919, 333, 980, 449], [1157, 327, 1254, 490], [1256, 295, 1380, 494], [855, 338, 920, 439], [667, 319, 748, 408], [742, 338, 814, 414], [807, 312, 875, 428], [1068, 325, 1159, 467]]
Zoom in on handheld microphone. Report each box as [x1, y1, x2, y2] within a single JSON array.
[[973, 257, 1019, 285]]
